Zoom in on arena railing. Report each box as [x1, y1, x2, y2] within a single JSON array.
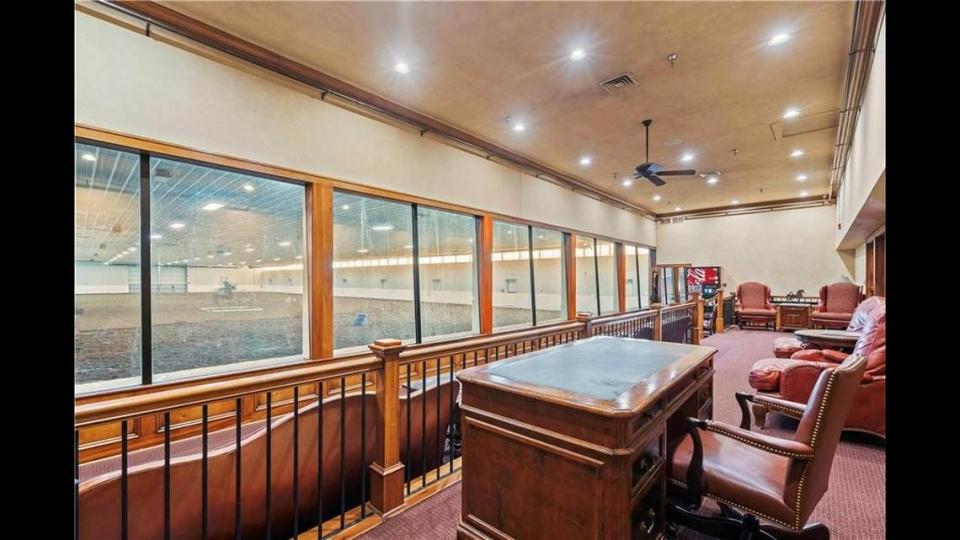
[[73, 301, 702, 539]]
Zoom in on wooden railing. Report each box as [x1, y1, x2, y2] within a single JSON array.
[[73, 303, 702, 540]]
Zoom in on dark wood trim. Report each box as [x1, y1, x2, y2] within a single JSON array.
[[306, 183, 335, 358], [102, 0, 655, 218], [656, 197, 831, 219], [615, 243, 626, 313], [874, 233, 885, 297], [478, 215, 494, 334], [865, 240, 875, 297], [565, 233, 577, 320]]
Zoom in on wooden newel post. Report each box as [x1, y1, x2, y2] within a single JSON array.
[[653, 307, 663, 341], [715, 289, 725, 333], [368, 338, 407, 516], [576, 311, 594, 337], [691, 292, 703, 345]]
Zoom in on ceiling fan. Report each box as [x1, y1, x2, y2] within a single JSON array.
[[633, 119, 696, 187]]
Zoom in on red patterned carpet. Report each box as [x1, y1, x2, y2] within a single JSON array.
[[359, 329, 885, 539]]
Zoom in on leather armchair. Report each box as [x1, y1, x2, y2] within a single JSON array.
[[751, 303, 886, 438], [735, 281, 778, 330], [809, 282, 862, 329], [668, 355, 868, 539], [772, 295, 885, 358]]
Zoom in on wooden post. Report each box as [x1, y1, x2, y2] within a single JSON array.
[[478, 215, 494, 334], [368, 339, 406, 516], [715, 289, 724, 333], [691, 292, 703, 345], [653, 307, 662, 341], [565, 233, 577, 320], [615, 243, 626, 312], [576, 311, 593, 337], [306, 182, 334, 359]]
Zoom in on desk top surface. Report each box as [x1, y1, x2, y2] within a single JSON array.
[[457, 336, 716, 417], [795, 329, 860, 340]]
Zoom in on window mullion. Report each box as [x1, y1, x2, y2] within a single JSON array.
[[138, 151, 153, 385]]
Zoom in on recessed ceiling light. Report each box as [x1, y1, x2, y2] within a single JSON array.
[[796, 174, 808, 181], [782, 108, 800, 119], [674, 207, 682, 212], [569, 48, 586, 61], [622, 179, 634, 187], [341, 204, 350, 210], [202, 202, 224, 211], [356, 249, 369, 254], [244, 247, 254, 252], [371, 225, 394, 231], [513, 122, 526, 132], [278, 240, 292, 246], [731, 200, 739, 205], [790, 149, 805, 157], [81, 153, 96, 162], [707, 176, 718, 185], [768, 33, 792, 46], [394, 62, 410, 74], [169, 222, 185, 229], [150, 234, 162, 240], [800, 191, 809, 197], [579, 156, 592, 166], [653, 194, 662, 201], [681, 153, 694, 162]]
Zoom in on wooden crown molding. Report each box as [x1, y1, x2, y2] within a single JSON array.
[[656, 197, 832, 221]]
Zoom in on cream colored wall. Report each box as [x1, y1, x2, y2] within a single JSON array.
[[74, 11, 656, 247], [852, 224, 885, 286], [837, 18, 885, 247], [655, 206, 851, 294]]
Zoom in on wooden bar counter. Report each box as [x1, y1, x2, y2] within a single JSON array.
[[456, 336, 716, 539]]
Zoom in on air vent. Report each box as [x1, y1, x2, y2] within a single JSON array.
[[599, 73, 638, 94]]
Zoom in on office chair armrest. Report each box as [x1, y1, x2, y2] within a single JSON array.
[[735, 392, 806, 429], [702, 420, 816, 459]]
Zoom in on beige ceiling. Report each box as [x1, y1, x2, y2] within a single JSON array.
[[160, 0, 854, 214]]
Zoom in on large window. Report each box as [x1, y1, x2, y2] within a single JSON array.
[[625, 245, 640, 311], [75, 144, 142, 388], [596, 239, 617, 315], [333, 193, 415, 353], [417, 207, 479, 341], [149, 157, 307, 381], [492, 221, 532, 330], [638, 247, 652, 308], [575, 237, 598, 315], [532, 228, 566, 324], [74, 141, 309, 391]]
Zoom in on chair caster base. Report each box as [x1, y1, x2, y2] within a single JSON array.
[[667, 503, 829, 540]]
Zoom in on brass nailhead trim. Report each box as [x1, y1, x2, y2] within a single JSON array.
[[668, 478, 795, 530], [705, 423, 813, 459]]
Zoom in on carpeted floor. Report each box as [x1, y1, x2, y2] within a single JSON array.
[[359, 329, 885, 539]]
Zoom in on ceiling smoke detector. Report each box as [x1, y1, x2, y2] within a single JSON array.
[[598, 73, 638, 95]]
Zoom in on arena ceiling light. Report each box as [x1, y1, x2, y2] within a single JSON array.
[[278, 240, 292, 246], [81, 153, 96, 162], [202, 202, 225, 211], [371, 224, 394, 231], [169, 222, 186, 229]]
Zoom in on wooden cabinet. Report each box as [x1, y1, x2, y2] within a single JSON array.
[[778, 303, 811, 331]]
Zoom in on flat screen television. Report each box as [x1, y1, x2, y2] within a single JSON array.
[[687, 266, 721, 296]]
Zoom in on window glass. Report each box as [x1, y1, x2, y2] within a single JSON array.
[[75, 144, 142, 389], [597, 239, 617, 314], [149, 157, 307, 381], [417, 207, 478, 340], [637, 247, 651, 309], [664, 267, 677, 304], [492, 221, 532, 330], [575, 237, 598, 315], [333, 192, 415, 352], [532, 228, 566, 324], [625, 245, 640, 311]]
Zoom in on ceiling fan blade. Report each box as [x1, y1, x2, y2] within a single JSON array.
[[657, 169, 697, 176], [646, 174, 666, 187]]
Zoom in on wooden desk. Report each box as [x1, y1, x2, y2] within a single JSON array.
[[794, 328, 860, 350], [456, 336, 717, 539]]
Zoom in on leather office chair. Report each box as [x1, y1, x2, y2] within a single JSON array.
[[772, 296, 885, 358], [668, 354, 868, 539], [735, 282, 778, 330], [751, 304, 885, 438], [809, 282, 862, 329]]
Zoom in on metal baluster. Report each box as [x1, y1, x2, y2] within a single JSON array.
[[436, 358, 441, 482], [405, 364, 412, 496], [293, 387, 300, 537], [164, 412, 171, 540], [339, 381, 346, 530], [121, 420, 128, 540], [421, 360, 427, 487], [317, 388, 324, 528], [203, 404, 209, 540], [449, 356, 455, 474], [360, 373, 367, 518], [265, 393, 272, 540], [75, 430, 80, 540], [235, 399, 242, 540]]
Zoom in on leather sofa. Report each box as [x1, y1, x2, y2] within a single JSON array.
[[749, 302, 886, 438], [810, 282, 862, 329], [772, 296, 885, 358], [735, 281, 778, 330]]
